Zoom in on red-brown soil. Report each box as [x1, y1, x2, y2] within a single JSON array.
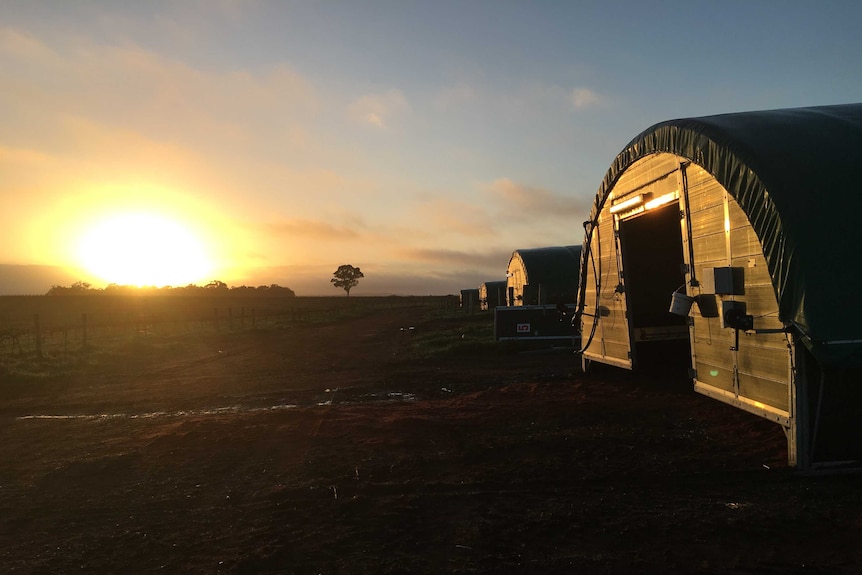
[[1, 304, 861, 573]]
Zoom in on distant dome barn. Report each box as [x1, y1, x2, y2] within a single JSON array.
[[479, 280, 507, 310], [505, 246, 582, 307]]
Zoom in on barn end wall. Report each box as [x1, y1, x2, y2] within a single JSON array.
[[582, 153, 685, 369], [479, 281, 507, 310], [581, 153, 796, 463], [506, 253, 528, 306], [683, 162, 792, 420]]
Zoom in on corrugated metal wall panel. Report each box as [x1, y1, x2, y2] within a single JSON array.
[[693, 342, 734, 371], [685, 167, 790, 415], [738, 347, 790, 381], [694, 361, 736, 392], [689, 205, 726, 239], [727, 198, 790, 409], [692, 234, 729, 265], [583, 211, 632, 367], [738, 375, 789, 410]]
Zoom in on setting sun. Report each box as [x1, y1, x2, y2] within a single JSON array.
[[75, 212, 215, 287]]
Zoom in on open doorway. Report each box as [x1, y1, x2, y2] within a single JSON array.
[[618, 202, 690, 372]]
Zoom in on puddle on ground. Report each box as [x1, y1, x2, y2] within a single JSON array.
[[355, 391, 418, 403], [15, 389, 421, 421], [16, 404, 298, 421]]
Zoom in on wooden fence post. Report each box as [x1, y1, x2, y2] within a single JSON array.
[[34, 314, 42, 359]]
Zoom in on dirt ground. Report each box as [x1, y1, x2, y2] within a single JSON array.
[[1, 304, 861, 574]]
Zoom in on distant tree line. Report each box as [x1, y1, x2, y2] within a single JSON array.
[[46, 281, 296, 297]]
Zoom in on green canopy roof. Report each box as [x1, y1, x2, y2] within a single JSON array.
[[511, 246, 582, 287], [585, 103, 862, 367]]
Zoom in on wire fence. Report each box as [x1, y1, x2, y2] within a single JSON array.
[[0, 295, 459, 365]]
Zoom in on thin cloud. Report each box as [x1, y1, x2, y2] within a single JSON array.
[[433, 82, 477, 109], [348, 89, 410, 129], [571, 87, 605, 110], [265, 218, 363, 241], [416, 198, 496, 238], [0, 145, 55, 168], [0, 29, 318, 155], [395, 247, 509, 269], [482, 178, 588, 221], [0, 27, 52, 60]]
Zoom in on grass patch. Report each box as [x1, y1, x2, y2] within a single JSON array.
[[402, 309, 579, 359], [403, 311, 515, 358]]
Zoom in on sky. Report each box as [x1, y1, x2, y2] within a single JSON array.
[[1, 0, 861, 296]]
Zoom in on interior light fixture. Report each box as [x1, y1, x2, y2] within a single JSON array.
[[608, 194, 646, 214], [644, 191, 679, 210]]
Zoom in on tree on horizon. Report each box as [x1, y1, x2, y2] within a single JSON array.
[[331, 264, 364, 296]]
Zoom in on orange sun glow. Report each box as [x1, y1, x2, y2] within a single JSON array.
[[75, 212, 215, 287]]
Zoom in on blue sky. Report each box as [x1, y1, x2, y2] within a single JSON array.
[[1, 1, 861, 295]]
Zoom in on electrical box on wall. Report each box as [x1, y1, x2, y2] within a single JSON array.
[[721, 300, 753, 331], [694, 294, 719, 318], [701, 267, 745, 295]]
